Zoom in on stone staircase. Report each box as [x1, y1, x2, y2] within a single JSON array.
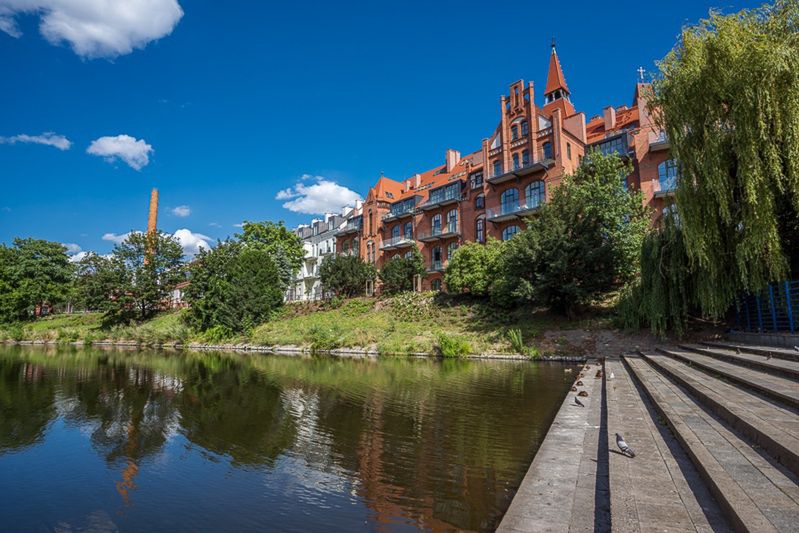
[[615, 342, 799, 532]]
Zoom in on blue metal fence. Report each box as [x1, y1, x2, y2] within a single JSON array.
[[736, 280, 799, 333]]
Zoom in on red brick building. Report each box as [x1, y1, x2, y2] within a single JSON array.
[[335, 45, 676, 291]]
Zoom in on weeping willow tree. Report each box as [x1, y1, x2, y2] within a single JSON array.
[[652, 0, 799, 318]]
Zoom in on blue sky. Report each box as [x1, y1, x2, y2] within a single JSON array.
[[0, 0, 761, 258]]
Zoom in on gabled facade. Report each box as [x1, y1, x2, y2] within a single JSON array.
[[333, 45, 672, 292]]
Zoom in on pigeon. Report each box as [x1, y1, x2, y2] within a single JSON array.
[[735, 348, 741, 354], [616, 433, 635, 457], [609, 372, 615, 380], [571, 386, 578, 391], [766, 353, 773, 360], [794, 346, 799, 353], [574, 396, 585, 407], [578, 390, 589, 397], [576, 380, 584, 386], [595, 369, 603, 378]]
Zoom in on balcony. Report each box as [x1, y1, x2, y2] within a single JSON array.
[[649, 131, 670, 152], [654, 178, 678, 198], [382, 200, 417, 222], [487, 200, 542, 222], [427, 260, 444, 273], [417, 222, 459, 242], [335, 217, 362, 236], [420, 183, 462, 211], [380, 235, 415, 250], [487, 158, 555, 185], [589, 132, 633, 159]]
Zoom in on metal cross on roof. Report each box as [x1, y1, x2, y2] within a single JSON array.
[[637, 66, 646, 82]]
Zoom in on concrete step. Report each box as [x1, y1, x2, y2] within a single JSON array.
[[625, 354, 799, 532], [498, 362, 609, 532], [703, 341, 799, 363], [656, 348, 799, 410], [605, 359, 729, 532], [640, 352, 799, 477], [678, 344, 799, 381]]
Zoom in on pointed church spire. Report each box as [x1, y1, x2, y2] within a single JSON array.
[[545, 42, 570, 96]]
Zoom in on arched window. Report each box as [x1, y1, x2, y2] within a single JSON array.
[[522, 149, 530, 167], [525, 181, 545, 209], [493, 159, 502, 177], [431, 213, 442, 234], [475, 194, 485, 209], [368, 209, 373, 235], [512, 153, 520, 170], [542, 142, 553, 160], [447, 242, 458, 261], [500, 188, 519, 214], [502, 225, 520, 241], [431, 246, 442, 270], [446, 209, 458, 232], [403, 221, 413, 238], [476, 218, 485, 243], [391, 225, 400, 239], [432, 279, 442, 291], [658, 159, 679, 192]]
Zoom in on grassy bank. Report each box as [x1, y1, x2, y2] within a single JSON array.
[[0, 294, 617, 356]]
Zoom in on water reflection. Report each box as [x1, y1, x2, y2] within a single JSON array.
[[0, 346, 577, 532]]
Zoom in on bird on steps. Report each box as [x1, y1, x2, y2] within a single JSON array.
[[609, 372, 615, 380], [766, 353, 773, 360], [616, 433, 635, 457], [574, 396, 585, 407], [735, 348, 741, 354], [794, 346, 799, 352]]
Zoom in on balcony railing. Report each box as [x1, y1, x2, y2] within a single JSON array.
[[428, 260, 444, 272], [382, 202, 417, 221], [417, 222, 459, 242], [486, 200, 542, 221], [649, 131, 670, 152], [380, 235, 415, 250], [420, 184, 461, 210], [486, 157, 554, 185]]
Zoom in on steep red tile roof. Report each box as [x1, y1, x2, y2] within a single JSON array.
[[585, 106, 640, 144], [545, 49, 569, 95]]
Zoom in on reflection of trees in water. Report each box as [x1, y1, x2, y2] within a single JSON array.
[[0, 358, 57, 454]]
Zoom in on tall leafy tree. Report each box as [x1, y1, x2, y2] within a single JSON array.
[[0, 239, 73, 321], [236, 221, 304, 290], [652, 0, 799, 316], [495, 153, 650, 315], [378, 246, 425, 295], [444, 239, 505, 296]]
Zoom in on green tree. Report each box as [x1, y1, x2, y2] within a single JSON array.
[[0, 239, 74, 321], [236, 221, 304, 290], [319, 254, 376, 298], [495, 153, 650, 315], [102, 232, 186, 324], [651, 0, 799, 316], [184, 241, 284, 333], [73, 252, 120, 313], [444, 239, 505, 296], [378, 246, 425, 295]]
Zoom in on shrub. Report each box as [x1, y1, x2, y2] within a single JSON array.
[[306, 324, 344, 352], [339, 298, 373, 317], [389, 291, 436, 322], [379, 246, 425, 295], [319, 254, 376, 298], [435, 332, 472, 358], [445, 239, 505, 296]]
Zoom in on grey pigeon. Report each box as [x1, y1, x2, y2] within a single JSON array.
[[616, 433, 635, 457], [735, 348, 741, 354], [574, 396, 585, 407], [794, 346, 799, 353], [767, 353, 773, 360]]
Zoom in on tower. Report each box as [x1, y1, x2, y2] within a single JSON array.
[[543, 42, 575, 116], [147, 188, 159, 235]]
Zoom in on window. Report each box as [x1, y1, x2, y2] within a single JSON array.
[[567, 142, 572, 160], [542, 142, 553, 160], [525, 181, 545, 209], [476, 218, 485, 243], [368, 210, 373, 235], [431, 214, 442, 234], [511, 125, 519, 140], [404, 250, 413, 259], [431, 246, 442, 270], [522, 149, 530, 167], [521, 120, 529, 136], [493, 159, 502, 177], [593, 135, 627, 157], [500, 188, 519, 214], [446, 209, 458, 232], [432, 279, 442, 291], [658, 159, 679, 192], [391, 225, 400, 239], [512, 153, 520, 170], [621, 177, 628, 192], [447, 242, 458, 261], [470, 170, 483, 189], [403, 221, 413, 238], [343, 240, 350, 253], [475, 194, 485, 210], [502, 225, 520, 241]]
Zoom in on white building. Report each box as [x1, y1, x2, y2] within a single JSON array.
[[286, 212, 347, 302]]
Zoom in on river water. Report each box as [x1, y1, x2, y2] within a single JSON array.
[[0, 346, 577, 532]]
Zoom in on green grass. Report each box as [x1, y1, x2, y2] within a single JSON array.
[[0, 294, 613, 355]]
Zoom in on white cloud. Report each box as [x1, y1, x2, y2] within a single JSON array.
[[233, 223, 244, 228], [0, 0, 184, 58], [173, 228, 210, 257], [277, 175, 361, 215], [68, 251, 88, 263], [0, 132, 71, 150], [87, 134, 153, 170], [63, 242, 82, 255], [171, 205, 190, 217], [101, 231, 132, 244]]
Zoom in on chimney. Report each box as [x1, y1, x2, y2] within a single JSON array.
[[413, 173, 421, 188], [405, 179, 412, 192], [603, 106, 616, 132], [445, 149, 461, 173], [147, 188, 158, 235], [355, 199, 363, 209]]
